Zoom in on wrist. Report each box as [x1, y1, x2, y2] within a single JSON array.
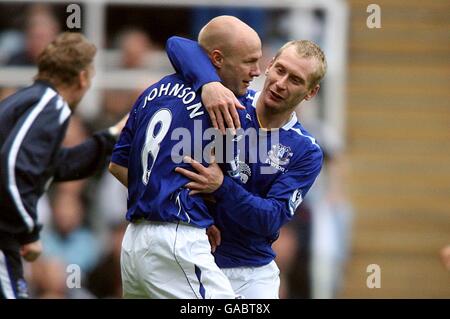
[[212, 174, 224, 193], [212, 175, 232, 199]]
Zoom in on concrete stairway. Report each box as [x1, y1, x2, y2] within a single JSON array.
[[341, 0, 450, 298]]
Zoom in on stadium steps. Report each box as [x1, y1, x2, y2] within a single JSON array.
[[342, 253, 450, 298], [340, 0, 450, 298]]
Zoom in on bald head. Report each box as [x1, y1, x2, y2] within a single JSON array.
[[198, 15, 262, 96], [198, 15, 260, 56]]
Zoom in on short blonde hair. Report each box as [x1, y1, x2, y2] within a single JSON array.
[[35, 32, 96, 87], [274, 40, 327, 88]]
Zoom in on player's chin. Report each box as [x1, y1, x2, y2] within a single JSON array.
[[237, 86, 248, 96], [240, 82, 251, 93], [263, 95, 281, 109]]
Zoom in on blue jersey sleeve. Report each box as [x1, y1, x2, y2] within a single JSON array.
[[166, 36, 220, 91], [111, 93, 144, 168], [213, 146, 323, 236]]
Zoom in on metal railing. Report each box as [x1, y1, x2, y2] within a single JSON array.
[[0, 0, 348, 148]]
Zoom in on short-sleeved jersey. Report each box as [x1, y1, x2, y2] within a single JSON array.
[[111, 74, 215, 228]]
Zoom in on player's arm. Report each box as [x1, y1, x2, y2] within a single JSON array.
[[108, 92, 142, 186], [166, 36, 244, 133], [166, 36, 221, 91], [53, 114, 128, 182], [177, 147, 323, 236], [108, 162, 128, 187], [217, 147, 322, 236], [53, 131, 116, 181]]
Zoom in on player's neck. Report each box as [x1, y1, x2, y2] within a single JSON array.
[[55, 85, 79, 111], [256, 100, 293, 130]]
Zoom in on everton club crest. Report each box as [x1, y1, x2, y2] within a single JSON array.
[[266, 144, 293, 172]]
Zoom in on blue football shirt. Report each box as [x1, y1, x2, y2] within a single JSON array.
[[166, 37, 324, 267], [111, 74, 216, 228]]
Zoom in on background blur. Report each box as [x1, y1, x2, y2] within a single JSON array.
[[0, 0, 449, 298]]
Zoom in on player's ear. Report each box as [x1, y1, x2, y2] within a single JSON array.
[[210, 49, 224, 68], [265, 57, 275, 76], [79, 64, 95, 89], [78, 69, 89, 88], [305, 84, 320, 101]]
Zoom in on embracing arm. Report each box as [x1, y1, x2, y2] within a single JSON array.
[[166, 36, 244, 133], [177, 147, 323, 237], [166, 36, 221, 91], [216, 150, 322, 235]]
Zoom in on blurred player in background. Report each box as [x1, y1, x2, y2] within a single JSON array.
[[6, 4, 60, 66], [167, 17, 326, 298], [108, 16, 261, 299], [0, 32, 127, 299]]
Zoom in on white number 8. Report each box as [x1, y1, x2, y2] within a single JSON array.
[[141, 109, 172, 185]]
